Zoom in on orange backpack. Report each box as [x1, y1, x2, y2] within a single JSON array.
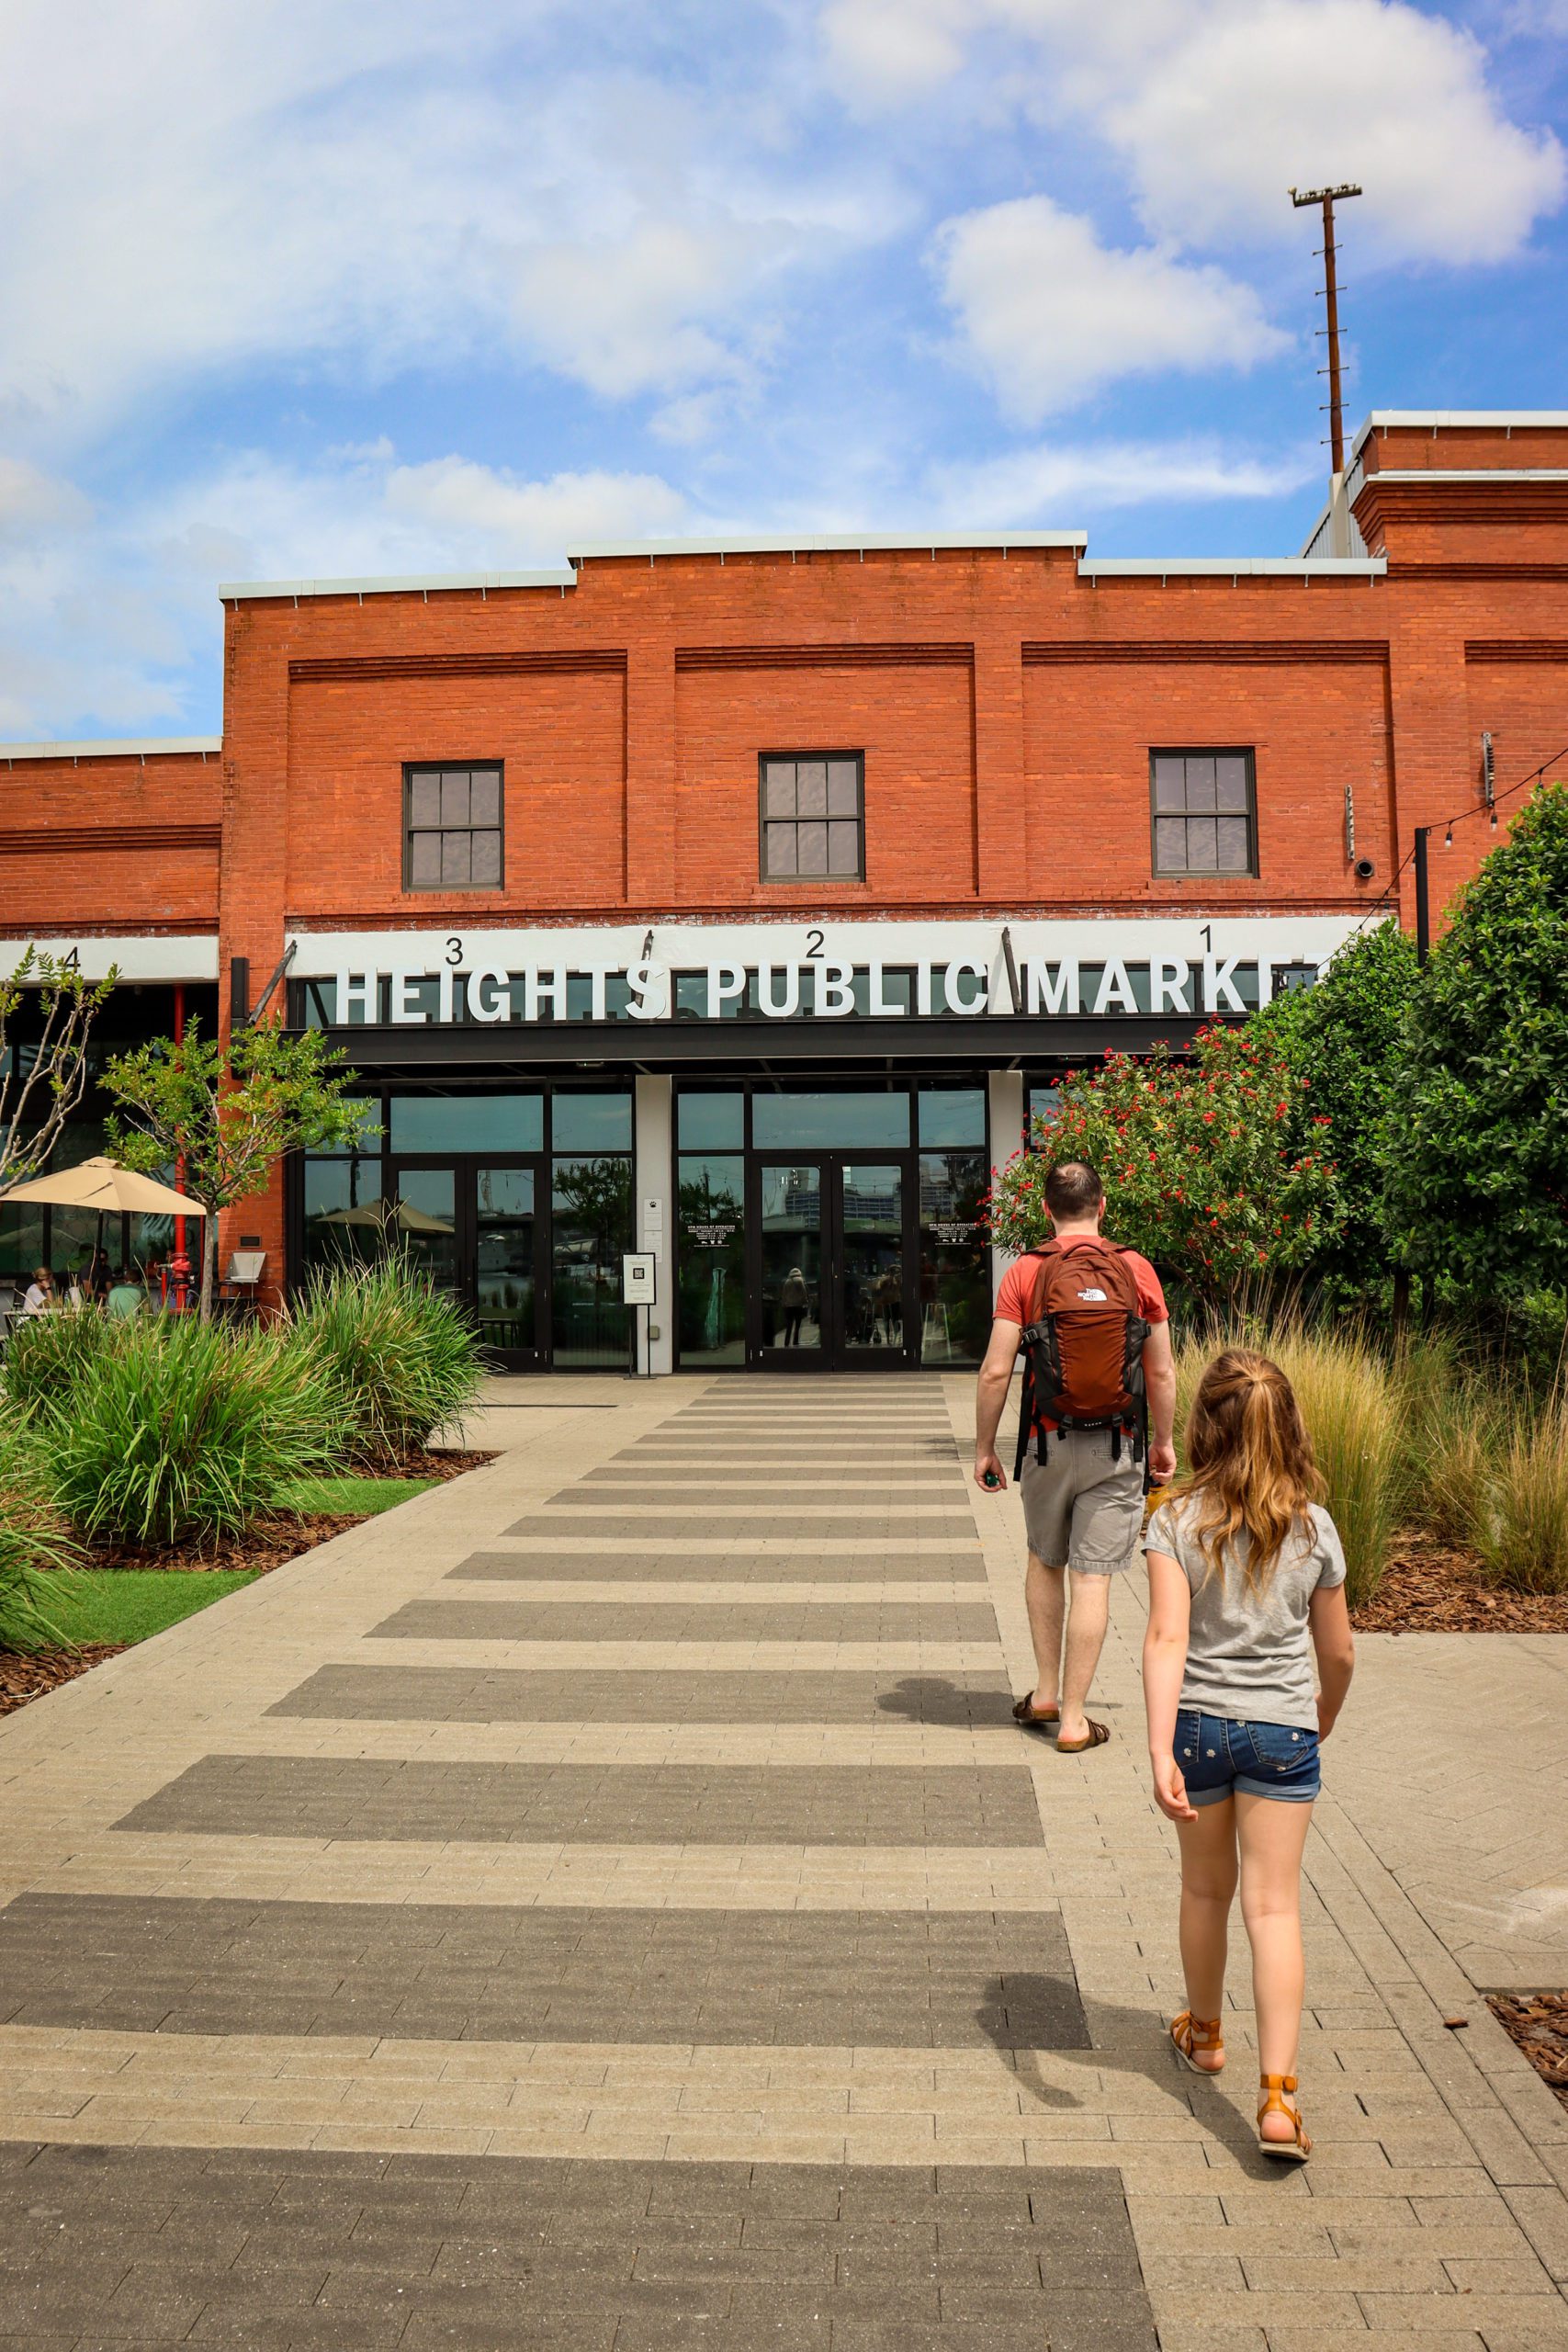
[[1012, 1238, 1152, 1479]]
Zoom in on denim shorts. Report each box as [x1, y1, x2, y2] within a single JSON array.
[[1176, 1710, 1321, 1805]]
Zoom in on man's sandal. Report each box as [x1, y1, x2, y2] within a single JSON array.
[[1257, 2075, 1312, 2162], [1056, 1718, 1110, 1753], [1168, 2011, 1225, 2075], [1011, 1694, 1060, 1732]]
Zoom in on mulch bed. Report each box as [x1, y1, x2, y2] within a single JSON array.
[[0, 1449, 495, 1716], [0, 1644, 127, 1720], [1350, 1530, 1568, 1634], [1487, 1994, 1568, 2113]]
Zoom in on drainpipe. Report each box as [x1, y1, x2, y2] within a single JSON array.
[[170, 983, 192, 1311]]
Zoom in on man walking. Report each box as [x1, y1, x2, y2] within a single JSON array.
[[974, 1160, 1176, 1751]]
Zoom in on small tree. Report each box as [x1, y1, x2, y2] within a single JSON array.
[[985, 1023, 1342, 1305], [1258, 919, 1419, 1299], [0, 948, 114, 1189], [104, 1020, 376, 1317], [1384, 781, 1568, 1298]]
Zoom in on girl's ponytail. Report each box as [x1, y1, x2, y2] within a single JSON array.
[[1171, 1348, 1324, 1594]]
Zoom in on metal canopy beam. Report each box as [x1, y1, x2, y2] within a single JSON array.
[[296, 1013, 1213, 1071]]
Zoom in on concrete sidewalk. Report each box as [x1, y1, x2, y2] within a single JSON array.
[[0, 1373, 1562, 2348]]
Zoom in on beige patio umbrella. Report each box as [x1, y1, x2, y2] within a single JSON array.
[[321, 1199, 454, 1235], [0, 1155, 209, 1281]]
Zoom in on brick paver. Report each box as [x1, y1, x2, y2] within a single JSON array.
[[0, 1372, 1564, 2349]]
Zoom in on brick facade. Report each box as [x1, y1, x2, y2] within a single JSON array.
[[7, 413, 1567, 1314]]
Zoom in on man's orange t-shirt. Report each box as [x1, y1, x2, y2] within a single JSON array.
[[993, 1237, 1168, 1437]]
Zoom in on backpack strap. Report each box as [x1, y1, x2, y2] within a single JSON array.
[[1010, 1247, 1057, 1479]]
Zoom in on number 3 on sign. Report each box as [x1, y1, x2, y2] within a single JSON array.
[[445, 937, 463, 967]]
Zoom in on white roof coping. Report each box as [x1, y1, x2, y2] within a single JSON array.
[[1076, 556, 1385, 578], [1348, 410, 1568, 462], [0, 736, 221, 762], [217, 570, 577, 602], [570, 531, 1089, 560], [1357, 469, 1568, 485]]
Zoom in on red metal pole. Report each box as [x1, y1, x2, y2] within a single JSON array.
[[171, 983, 191, 1310]]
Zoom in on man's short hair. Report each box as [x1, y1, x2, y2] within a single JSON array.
[[1044, 1160, 1104, 1219]]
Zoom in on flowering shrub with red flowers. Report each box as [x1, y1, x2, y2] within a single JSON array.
[[982, 1023, 1344, 1301]]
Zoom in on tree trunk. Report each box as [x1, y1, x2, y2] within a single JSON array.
[[199, 1215, 218, 1322], [1392, 1268, 1410, 1343]]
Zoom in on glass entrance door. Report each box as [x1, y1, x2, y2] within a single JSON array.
[[750, 1156, 916, 1369], [389, 1158, 546, 1370]]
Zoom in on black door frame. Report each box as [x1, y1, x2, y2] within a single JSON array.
[[389, 1153, 548, 1372], [747, 1149, 919, 1372]]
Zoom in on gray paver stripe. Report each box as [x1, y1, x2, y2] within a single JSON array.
[[449, 1550, 987, 1583], [521, 1521, 976, 1544], [0, 2144, 1155, 2343], [271, 1664, 1022, 1725], [114, 1756, 1046, 1848], [367, 1600, 1003, 1644], [0, 1892, 1089, 2050]]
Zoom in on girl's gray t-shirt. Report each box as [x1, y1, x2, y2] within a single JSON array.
[[1145, 1498, 1347, 1732]]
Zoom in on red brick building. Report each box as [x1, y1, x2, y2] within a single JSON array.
[[5, 410, 1565, 1371]]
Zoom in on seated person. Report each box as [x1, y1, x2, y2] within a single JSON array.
[[21, 1266, 57, 1315], [106, 1265, 148, 1319]]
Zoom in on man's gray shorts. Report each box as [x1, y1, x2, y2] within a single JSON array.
[[1019, 1429, 1144, 1575]]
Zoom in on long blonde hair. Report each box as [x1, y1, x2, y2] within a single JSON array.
[[1170, 1348, 1324, 1594]]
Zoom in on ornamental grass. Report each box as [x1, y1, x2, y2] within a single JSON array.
[[0, 1414, 82, 1650], [40, 1317, 338, 1548], [288, 1255, 485, 1466]]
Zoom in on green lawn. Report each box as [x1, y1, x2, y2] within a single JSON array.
[[274, 1475, 441, 1517], [40, 1570, 259, 1647]]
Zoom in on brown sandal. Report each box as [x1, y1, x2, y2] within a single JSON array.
[[1257, 2074, 1312, 2163], [1169, 2011, 1225, 2075], [1011, 1693, 1061, 1732], [1056, 1718, 1110, 1753]]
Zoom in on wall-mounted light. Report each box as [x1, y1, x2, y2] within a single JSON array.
[[1482, 730, 1495, 810]]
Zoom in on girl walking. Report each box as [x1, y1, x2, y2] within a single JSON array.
[[1143, 1349, 1356, 2163]]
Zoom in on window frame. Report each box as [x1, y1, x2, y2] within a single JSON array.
[[757, 751, 866, 885], [402, 761, 505, 895], [1148, 747, 1258, 879]]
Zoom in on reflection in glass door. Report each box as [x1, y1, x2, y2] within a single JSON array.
[[840, 1164, 905, 1356], [394, 1168, 459, 1293], [757, 1163, 824, 1353], [474, 1166, 536, 1359]]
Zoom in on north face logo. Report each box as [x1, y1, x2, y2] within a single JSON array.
[[1077, 1286, 1108, 1301]]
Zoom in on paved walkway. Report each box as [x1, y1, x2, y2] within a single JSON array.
[[0, 1374, 1565, 2349]]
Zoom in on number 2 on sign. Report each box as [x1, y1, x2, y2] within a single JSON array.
[[805, 929, 825, 958]]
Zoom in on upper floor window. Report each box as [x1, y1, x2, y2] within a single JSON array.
[[1150, 750, 1256, 876], [404, 763, 502, 891], [760, 753, 863, 881]]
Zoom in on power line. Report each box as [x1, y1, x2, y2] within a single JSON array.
[[1338, 747, 1566, 956]]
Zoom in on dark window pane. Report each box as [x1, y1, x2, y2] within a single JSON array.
[[1184, 758, 1217, 812], [795, 761, 828, 817], [763, 761, 796, 818], [765, 822, 797, 876], [1152, 755, 1187, 812], [409, 774, 441, 827], [678, 1091, 745, 1148], [826, 759, 859, 816], [554, 1091, 634, 1151], [1215, 815, 1251, 872], [409, 832, 441, 887], [1154, 815, 1187, 872], [827, 820, 860, 876], [441, 772, 470, 827], [392, 1094, 543, 1152], [1186, 815, 1218, 869], [919, 1087, 986, 1146], [469, 770, 502, 826], [441, 832, 470, 888], [1215, 756, 1250, 812], [795, 820, 828, 874], [752, 1089, 909, 1149], [470, 831, 502, 887]]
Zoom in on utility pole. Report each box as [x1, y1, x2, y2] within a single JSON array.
[[1291, 182, 1361, 552]]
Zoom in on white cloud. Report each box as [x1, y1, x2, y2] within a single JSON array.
[[931, 195, 1289, 420], [925, 435, 1316, 521], [821, 0, 1564, 264], [0, 444, 689, 738]]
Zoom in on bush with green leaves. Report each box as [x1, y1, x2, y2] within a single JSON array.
[[39, 1317, 337, 1546], [288, 1256, 484, 1465], [1383, 780, 1568, 1300], [988, 1023, 1341, 1303], [0, 1415, 82, 1650], [3, 1304, 115, 1422]]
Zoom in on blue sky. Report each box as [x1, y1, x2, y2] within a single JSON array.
[[2, 0, 1565, 740]]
